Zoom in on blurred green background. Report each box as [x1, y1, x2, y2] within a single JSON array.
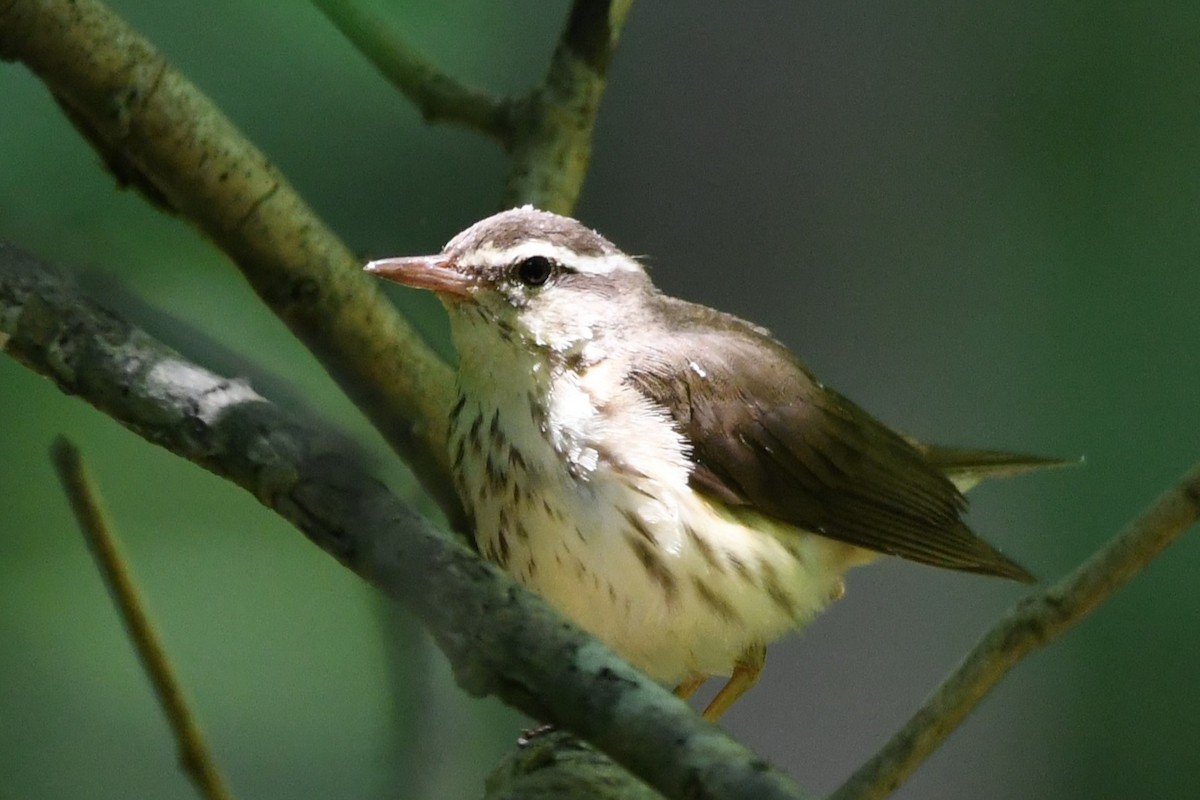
[[2, 2, 1198, 798]]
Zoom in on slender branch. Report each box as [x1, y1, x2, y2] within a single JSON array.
[[831, 462, 1200, 800], [504, 0, 634, 212], [1, 243, 811, 800], [0, 0, 462, 523], [309, 0, 515, 146], [50, 437, 234, 800]]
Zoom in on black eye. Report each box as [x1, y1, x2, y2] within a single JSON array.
[[515, 255, 554, 287]]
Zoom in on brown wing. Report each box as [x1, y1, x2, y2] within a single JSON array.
[[625, 303, 1034, 582]]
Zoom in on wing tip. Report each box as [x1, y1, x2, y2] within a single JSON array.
[[983, 556, 1038, 584], [939, 522, 1038, 584], [925, 447, 1083, 485]]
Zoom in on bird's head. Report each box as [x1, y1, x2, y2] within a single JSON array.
[[367, 207, 654, 370]]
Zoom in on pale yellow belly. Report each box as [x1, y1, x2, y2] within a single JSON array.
[[469, 460, 867, 683]]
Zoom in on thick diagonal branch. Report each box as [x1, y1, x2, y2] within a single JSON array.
[[0, 0, 461, 520], [0, 243, 811, 800]]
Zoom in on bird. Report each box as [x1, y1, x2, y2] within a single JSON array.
[[365, 206, 1065, 721]]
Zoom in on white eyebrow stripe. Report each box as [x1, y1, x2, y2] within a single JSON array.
[[463, 241, 643, 275]]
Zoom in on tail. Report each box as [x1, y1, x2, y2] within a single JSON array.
[[913, 443, 1082, 492]]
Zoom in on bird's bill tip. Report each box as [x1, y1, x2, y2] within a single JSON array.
[[364, 255, 472, 297]]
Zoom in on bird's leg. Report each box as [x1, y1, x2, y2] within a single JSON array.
[[701, 644, 765, 721], [674, 673, 707, 700]]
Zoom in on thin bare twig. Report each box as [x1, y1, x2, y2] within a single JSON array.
[[309, 0, 516, 146], [50, 437, 234, 800], [831, 462, 1200, 800]]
